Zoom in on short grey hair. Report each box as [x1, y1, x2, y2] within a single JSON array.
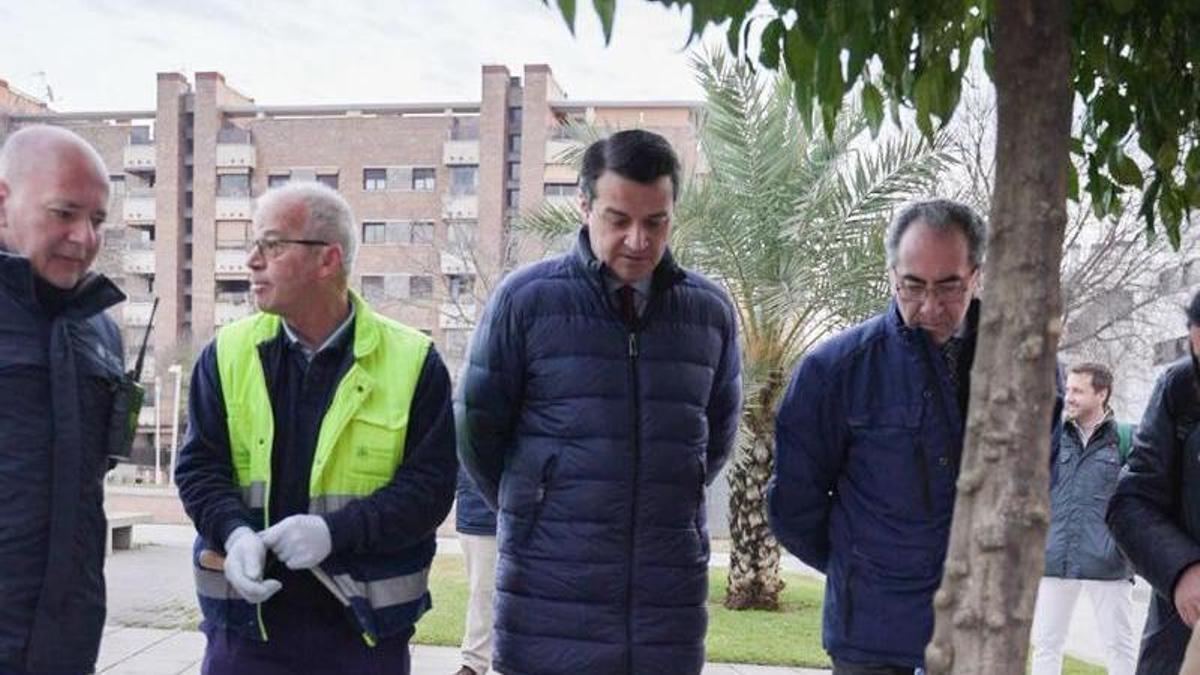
[[884, 199, 987, 269], [255, 181, 357, 275]]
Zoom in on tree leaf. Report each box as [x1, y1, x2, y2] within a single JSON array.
[[760, 18, 784, 70], [1156, 139, 1180, 173], [557, 0, 577, 34], [594, 0, 616, 45], [1110, 150, 1144, 187], [862, 83, 884, 138]]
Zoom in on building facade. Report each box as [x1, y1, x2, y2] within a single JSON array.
[[0, 65, 702, 469]]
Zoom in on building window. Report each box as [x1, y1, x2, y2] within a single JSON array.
[[449, 166, 479, 196], [506, 189, 521, 208], [410, 275, 433, 299], [410, 221, 435, 245], [411, 168, 436, 192], [447, 274, 475, 302], [508, 107, 523, 126], [509, 134, 522, 153], [109, 175, 126, 195], [363, 168, 387, 191], [362, 221, 387, 245], [317, 173, 339, 190], [268, 174, 289, 188], [507, 161, 521, 180], [217, 173, 250, 197], [446, 220, 478, 248], [544, 183, 577, 197], [361, 275, 385, 302]]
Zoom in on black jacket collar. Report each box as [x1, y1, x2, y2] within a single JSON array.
[[0, 249, 125, 320], [571, 227, 685, 293]]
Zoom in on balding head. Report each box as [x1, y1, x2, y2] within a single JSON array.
[[0, 125, 109, 192], [0, 126, 110, 288]]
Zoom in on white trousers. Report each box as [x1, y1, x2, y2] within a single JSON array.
[[1030, 576, 1138, 675], [459, 533, 498, 674]]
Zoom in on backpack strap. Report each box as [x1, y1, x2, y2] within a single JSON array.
[[1116, 422, 1133, 463]]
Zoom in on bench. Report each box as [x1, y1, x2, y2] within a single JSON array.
[[106, 511, 153, 556]]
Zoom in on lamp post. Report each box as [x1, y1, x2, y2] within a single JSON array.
[[153, 375, 162, 484], [167, 364, 183, 486]]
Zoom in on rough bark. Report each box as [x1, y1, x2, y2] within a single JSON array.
[[925, 2, 1073, 672], [724, 371, 786, 610]]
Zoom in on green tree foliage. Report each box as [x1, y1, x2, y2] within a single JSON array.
[[544, 0, 1200, 246]]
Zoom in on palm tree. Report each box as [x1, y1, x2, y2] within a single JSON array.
[[677, 51, 952, 610], [519, 50, 953, 610]]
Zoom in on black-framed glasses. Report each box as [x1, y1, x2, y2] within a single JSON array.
[[893, 267, 976, 303], [246, 236, 330, 260]]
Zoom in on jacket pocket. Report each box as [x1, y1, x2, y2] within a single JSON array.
[[521, 453, 558, 545], [346, 409, 407, 481], [847, 404, 928, 517]]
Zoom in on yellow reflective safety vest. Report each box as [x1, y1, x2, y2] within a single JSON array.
[[192, 290, 434, 645]]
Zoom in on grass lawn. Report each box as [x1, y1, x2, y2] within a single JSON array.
[[414, 554, 1104, 673]]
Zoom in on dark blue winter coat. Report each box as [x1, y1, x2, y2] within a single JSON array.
[[455, 466, 495, 535], [0, 251, 126, 673], [457, 229, 742, 675], [1107, 355, 1200, 674], [769, 300, 1062, 668]]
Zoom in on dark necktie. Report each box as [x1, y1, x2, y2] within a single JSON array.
[[617, 285, 637, 326], [942, 337, 962, 391]]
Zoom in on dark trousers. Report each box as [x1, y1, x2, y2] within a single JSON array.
[[201, 611, 412, 675], [832, 659, 919, 675]]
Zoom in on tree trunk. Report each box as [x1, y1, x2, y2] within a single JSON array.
[[925, 2, 1072, 672], [724, 372, 786, 610]]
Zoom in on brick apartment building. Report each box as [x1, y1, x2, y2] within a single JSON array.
[[0, 65, 702, 468]]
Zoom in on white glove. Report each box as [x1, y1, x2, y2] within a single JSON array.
[[260, 514, 333, 570], [223, 526, 282, 604]]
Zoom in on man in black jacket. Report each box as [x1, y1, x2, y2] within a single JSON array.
[[0, 125, 125, 674], [1108, 290, 1200, 674]]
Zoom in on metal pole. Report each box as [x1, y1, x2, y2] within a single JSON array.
[[168, 365, 183, 486], [153, 375, 162, 484]]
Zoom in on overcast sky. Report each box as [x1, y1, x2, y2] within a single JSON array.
[[1, 0, 740, 111]]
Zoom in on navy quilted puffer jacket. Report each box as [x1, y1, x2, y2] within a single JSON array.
[[457, 229, 742, 675]]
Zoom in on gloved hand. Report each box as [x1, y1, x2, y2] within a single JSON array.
[[261, 514, 333, 570], [223, 526, 282, 604]]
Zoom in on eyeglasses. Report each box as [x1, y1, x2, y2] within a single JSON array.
[[246, 236, 330, 260], [893, 268, 976, 303]]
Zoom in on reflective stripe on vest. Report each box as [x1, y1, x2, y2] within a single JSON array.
[[195, 290, 432, 644]]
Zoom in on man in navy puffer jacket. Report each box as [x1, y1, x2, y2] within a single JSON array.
[[458, 129, 742, 675]]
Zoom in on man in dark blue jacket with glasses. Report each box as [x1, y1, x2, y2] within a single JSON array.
[[770, 199, 1062, 674]]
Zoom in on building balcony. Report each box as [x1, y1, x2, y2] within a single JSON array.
[[123, 192, 155, 225], [545, 138, 580, 164], [443, 140, 480, 166], [215, 196, 253, 221], [215, 143, 256, 169], [439, 252, 477, 275], [215, 300, 254, 327], [215, 248, 248, 276], [124, 300, 155, 327], [439, 302, 476, 329], [123, 144, 156, 173], [443, 194, 478, 220], [123, 249, 155, 275]]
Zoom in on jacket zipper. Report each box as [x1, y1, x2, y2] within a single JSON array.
[[624, 328, 640, 674]]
